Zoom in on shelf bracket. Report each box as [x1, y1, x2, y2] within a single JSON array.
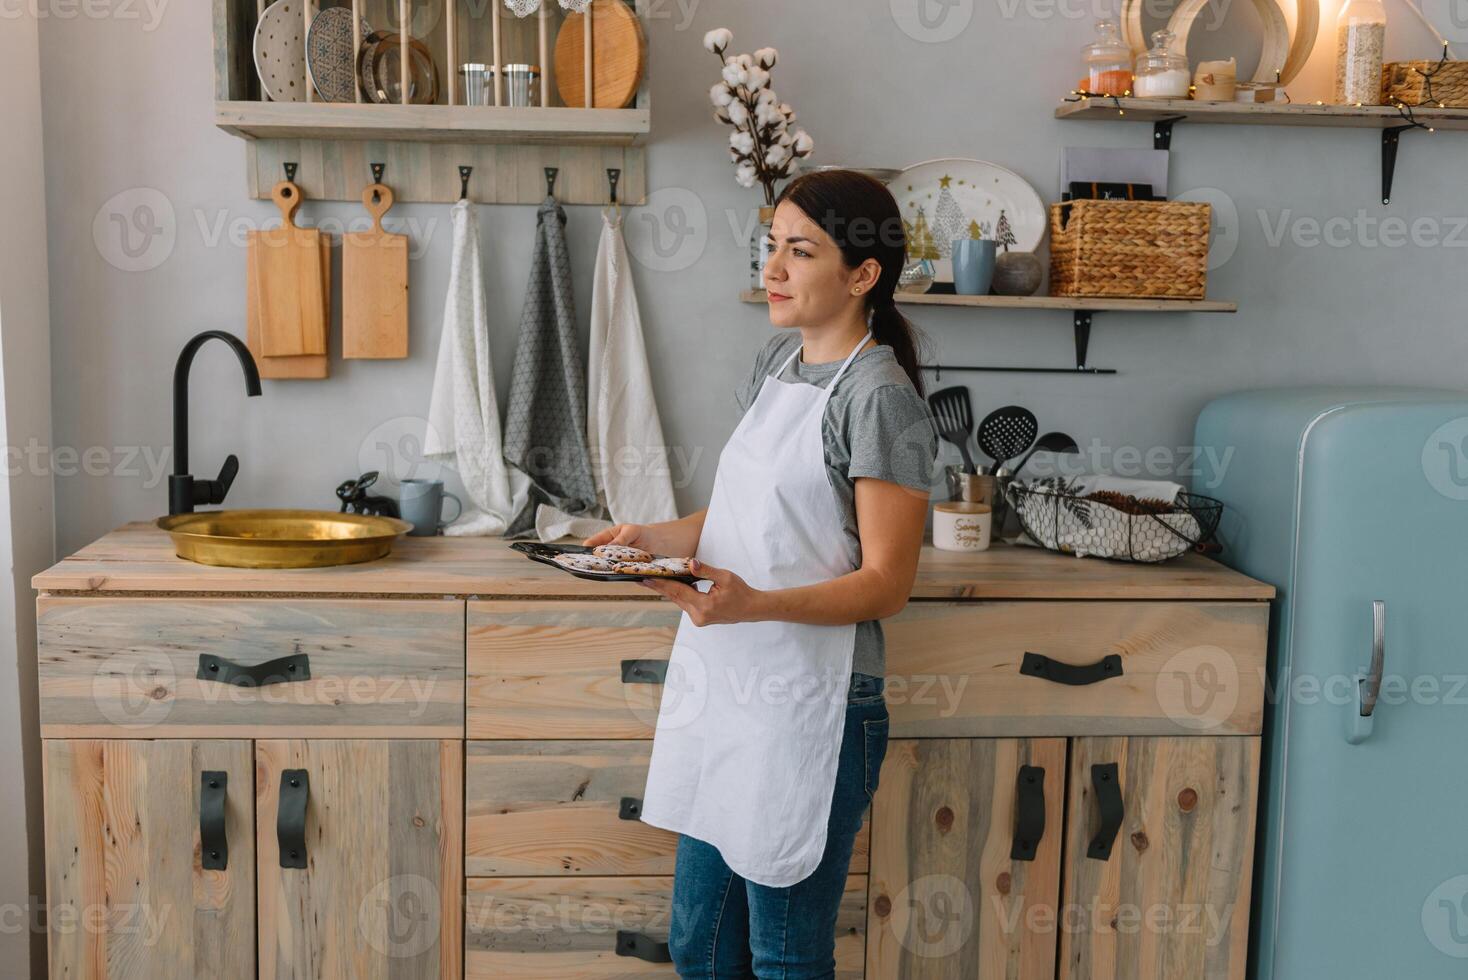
[[1381, 125, 1413, 205], [1074, 310, 1093, 369], [1153, 116, 1184, 151]]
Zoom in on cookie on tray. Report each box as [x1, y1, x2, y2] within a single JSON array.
[[650, 556, 695, 576], [593, 544, 654, 563], [613, 560, 675, 576], [553, 553, 622, 574]]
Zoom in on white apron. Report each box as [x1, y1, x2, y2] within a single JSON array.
[[639, 329, 872, 888]]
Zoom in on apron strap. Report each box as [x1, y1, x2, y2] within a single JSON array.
[[779, 330, 874, 386]]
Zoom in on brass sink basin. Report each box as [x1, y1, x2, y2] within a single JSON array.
[[156, 509, 414, 569]]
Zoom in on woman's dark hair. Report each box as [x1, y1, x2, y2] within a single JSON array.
[[774, 169, 929, 397]]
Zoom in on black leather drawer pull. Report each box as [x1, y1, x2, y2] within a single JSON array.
[[616, 930, 672, 963], [197, 653, 311, 687], [200, 771, 228, 871], [1020, 652, 1123, 686], [278, 769, 309, 869], [1010, 765, 1046, 862], [1087, 762, 1124, 860], [620, 659, 667, 684], [619, 797, 643, 820]]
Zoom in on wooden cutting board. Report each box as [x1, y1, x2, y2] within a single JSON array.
[[247, 235, 330, 379], [342, 182, 408, 359], [248, 178, 327, 356], [554, 0, 646, 109]]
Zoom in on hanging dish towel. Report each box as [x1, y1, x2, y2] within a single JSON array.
[[587, 208, 679, 525], [503, 195, 599, 538], [423, 199, 528, 536]]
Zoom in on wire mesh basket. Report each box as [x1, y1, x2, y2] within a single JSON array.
[[1006, 479, 1224, 563]]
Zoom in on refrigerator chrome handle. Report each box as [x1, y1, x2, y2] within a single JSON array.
[[1361, 600, 1385, 718]]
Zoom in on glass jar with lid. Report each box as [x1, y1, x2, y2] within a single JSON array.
[[1133, 29, 1191, 98], [1081, 18, 1133, 96], [1334, 0, 1386, 104]]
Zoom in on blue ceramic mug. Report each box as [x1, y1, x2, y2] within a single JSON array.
[[398, 479, 463, 536], [952, 238, 997, 295]]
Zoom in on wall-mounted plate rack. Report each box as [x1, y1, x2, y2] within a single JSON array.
[[212, 0, 650, 205], [739, 289, 1237, 376]]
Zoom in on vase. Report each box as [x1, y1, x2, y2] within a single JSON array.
[[750, 205, 776, 291]]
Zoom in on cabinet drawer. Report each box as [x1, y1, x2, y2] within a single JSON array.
[[464, 875, 867, 979], [467, 600, 679, 739], [884, 601, 1269, 737], [466, 740, 869, 876], [38, 597, 465, 737]]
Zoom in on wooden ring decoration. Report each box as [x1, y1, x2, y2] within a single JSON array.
[[1279, 0, 1319, 85], [1121, 0, 1147, 56], [1165, 0, 1290, 84]]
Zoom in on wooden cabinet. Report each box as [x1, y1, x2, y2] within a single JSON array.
[[42, 739, 257, 979], [42, 737, 461, 980], [34, 532, 1274, 979], [866, 734, 1260, 980], [256, 739, 463, 979]]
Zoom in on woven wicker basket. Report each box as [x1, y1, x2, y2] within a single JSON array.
[[1383, 61, 1468, 107], [1049, 200, 1211, 300]]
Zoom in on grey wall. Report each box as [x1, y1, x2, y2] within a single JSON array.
[[38, 0, 1468, 559], [2, 12, 54, 978]]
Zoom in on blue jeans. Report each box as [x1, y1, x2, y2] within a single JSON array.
[[667, 672, 890, 979]]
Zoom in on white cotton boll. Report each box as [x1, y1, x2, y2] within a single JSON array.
[[704, 28, 732, 53], [757, 88, 777, 106], [735, 53, 754, 69], [755, 101, 781, 127], [721, 63, 746, 88], [727, 101, 749, 126], [746, 67, 770, 90], [710, 84, 734, 108], [755, 47, 778, 68], [765, 144, 790, 167], [793, 129, 814, 154], [735, 163, 758, 188], [730, 131, 755, 154]]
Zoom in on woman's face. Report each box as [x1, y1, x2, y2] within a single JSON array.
[[762, 201, 878, 329]]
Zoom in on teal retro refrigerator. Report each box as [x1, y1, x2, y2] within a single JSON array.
[[1194, 387, 1468, 979]]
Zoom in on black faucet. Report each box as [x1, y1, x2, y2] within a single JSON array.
[[169, 330, 262, 515]]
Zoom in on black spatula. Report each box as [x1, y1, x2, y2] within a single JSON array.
[[928, 386, 978, 474]]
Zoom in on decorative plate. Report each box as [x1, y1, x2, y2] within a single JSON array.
[[893, 158, 1046, 286], [253, 0, 308, 103], [306, 6, 371, 103]]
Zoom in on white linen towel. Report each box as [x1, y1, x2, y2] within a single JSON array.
[[586, 209, 679, 525], [423, 199, 528, 536]]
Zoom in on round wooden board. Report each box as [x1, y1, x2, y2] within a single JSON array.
[[1280, 0, 1319, 85], [1166, 0, 1290, 84], [554, 0, 646, 109]]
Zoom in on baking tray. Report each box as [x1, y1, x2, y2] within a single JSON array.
[[511, 541, 705, 585]]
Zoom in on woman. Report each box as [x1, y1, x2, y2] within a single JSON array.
[[582, 169, 937, 978]]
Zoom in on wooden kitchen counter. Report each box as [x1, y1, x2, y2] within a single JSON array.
[[33, 520, 1274, 600]]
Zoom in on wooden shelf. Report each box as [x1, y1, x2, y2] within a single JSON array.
[[740, 289, 1234, 375], [739, 289, 1236, 313], [1054, 97, 1468, 130], [216, 101, 649, 145]]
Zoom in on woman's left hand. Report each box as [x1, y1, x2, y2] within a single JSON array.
[[637, 559, 767, 626]]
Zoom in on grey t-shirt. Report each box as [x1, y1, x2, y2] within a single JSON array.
[[733, 331, 938, 678]]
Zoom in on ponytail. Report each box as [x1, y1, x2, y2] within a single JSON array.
[[868, 301, 927, 399]]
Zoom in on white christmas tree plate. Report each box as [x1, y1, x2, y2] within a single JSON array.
[[893, 158, 1045, 286]]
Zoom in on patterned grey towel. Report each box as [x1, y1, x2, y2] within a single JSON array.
[[502, 196, 599, 538]]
